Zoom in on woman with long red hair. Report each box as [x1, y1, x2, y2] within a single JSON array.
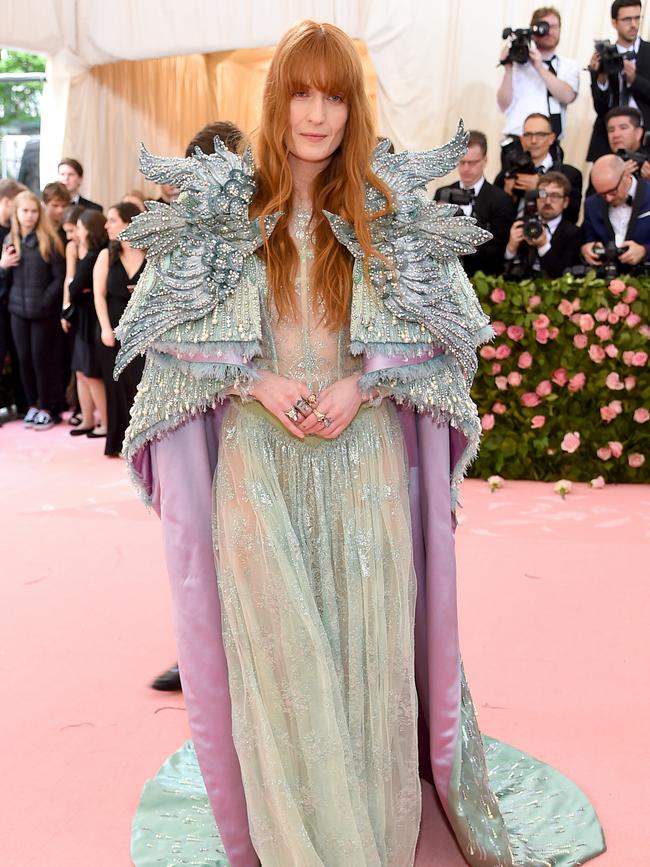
[[119, 20, 605, 867]]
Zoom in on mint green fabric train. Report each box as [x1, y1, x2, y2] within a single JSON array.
[[119, 124, 606, 866]]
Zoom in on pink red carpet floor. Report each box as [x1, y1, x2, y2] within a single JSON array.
[[1, 419, 648, 866]]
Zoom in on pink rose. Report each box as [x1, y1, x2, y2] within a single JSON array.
[[535, 379, 552, 397], [568, 372, 587, 392], [533, 314, 550, 330], [590, 476, 606, 488], [573, 334, 588, 349], [492, 401, 507, 415], [579, 313, 595, 332], [610, 400, 623, 414], [597, 446, 612, 461], [624, 286, 639, 302], [595, 324, 612, 341], [595, 307, 609, 322], [629, 453, 646, 468], [495, 344, 512, 360], [625, 375, 636, 390], [613, 302, 630, 317], [641, 325, 650, 338], [623, 350, 635, 365], [600, 406, 617, 422], [518, 351, 533, 369], [632, 351, 648, 366], [490, 288, 506, 303], [507, 371, 523, 386], [608, 312, 620, 325], [608, 278, 626, 295], [634, 407, 650, 423], [531, 415, 546, 429], [561, 431, 581, 453], [572, 298, 581, 311], [480, 345, 496, 359], [626, 313, 641, 327], [552, 367, 568, 386], [481, 413, 495, 431], [588, 344, 606, 363], [495, 376, 508, 390], [549, 326, 559, 339], [527, 294, 542, 309], [492, 320, 506, 335], [570, 313, 582, 325], [558, 299, 573, 316], [605, 344, 619, 358], [608, 440, 623, 458], [491, 362, 502, 374], [535, 328, 550, 344], [506, 324, 526, 341], [605, 371, 624, 390], [521, 392, 541, 407]]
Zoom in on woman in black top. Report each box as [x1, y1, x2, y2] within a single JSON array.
[[0, 190, 65, 430], [93, 202, 145, 457], [66, 210, 108, 437]]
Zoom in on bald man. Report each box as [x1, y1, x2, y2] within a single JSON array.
[[582, 153, 650, 270]]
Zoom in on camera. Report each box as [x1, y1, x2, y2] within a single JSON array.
[[501, 21, 550, 65], [592, 240, 629, 280], [437, 188, 474, 210], [504, 151, 542, 180], [616, 147, 648, 168], [594, 39, 636, 75], [522, 189, 546, 241]]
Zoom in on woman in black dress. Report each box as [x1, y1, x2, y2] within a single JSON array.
[[66, 209, 108, 437], [93, 202, 145, 457]]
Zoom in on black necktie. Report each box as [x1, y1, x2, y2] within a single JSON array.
[[463, 187, 475, 197], [544, 56, 562, 137], [626, 195, 634, 206]]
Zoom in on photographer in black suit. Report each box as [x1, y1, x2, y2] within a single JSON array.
[[434, 131, 514, 277], [504, 171, 581, 278], [587, 0, 650, 161], [494, 113, 582, 223]]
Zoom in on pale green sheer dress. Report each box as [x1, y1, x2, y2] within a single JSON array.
[[212, 210, 422, 866]]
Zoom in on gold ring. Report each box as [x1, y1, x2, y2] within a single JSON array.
[[312, 409, 326, 422], [284, 407, 300, 423], [307, 394, 318, 406]]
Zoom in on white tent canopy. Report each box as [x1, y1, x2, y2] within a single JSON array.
[[4, 0, 647, 205]]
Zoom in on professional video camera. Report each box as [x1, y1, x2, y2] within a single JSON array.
[[501, 21, 550, 65], [592, 240, 630, 280], [437, 188, 474, 209], [593, 39, 636, 76], [522, 189, 546, 241]]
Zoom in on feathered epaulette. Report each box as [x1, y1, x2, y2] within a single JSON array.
[[324, 121, 493, 379], [114, 138, 279, 376]]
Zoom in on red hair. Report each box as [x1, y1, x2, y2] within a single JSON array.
[[251, 20, 392, 329]]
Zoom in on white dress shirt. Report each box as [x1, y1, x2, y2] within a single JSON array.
[[501, 54, 581, 140], [609, 175, 637, 246]]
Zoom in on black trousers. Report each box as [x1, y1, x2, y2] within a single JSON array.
[[10, 313, 64, 414], [0, 304, 27, 411]]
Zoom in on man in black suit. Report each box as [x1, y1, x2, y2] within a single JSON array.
[[434, 130, 514, 277], [504, 171, 581, 278], [587, 1, 650, 162], [57, 158, 103, 212], [494, 113, 583, 223]]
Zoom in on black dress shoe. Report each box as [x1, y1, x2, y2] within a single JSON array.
[[150, 664, 182, 692]]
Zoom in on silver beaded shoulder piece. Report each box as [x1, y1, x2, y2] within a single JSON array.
[[113, 139, 280, 377], [324, 121, 493, 381]]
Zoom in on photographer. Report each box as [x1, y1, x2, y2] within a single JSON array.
[[606, 106, 650, 177], [494, 113, 583, 222], [497, 7, 580, 169], [504, 171, 581, 279], [582, 153, 650, 272], [587, 1, 650, 161], [434, 130, 514, 277]]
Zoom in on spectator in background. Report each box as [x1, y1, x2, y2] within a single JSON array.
[[61, 204, 85, 244], [605, 106, 650, 177], [42, 182, 71, 245], [434, 130, 514, 277], [185, 120, 245, 156], [93, 202, 146, 457], [157, 183, 179, 204], [0, 179, 27, 245], [494, 112, 583, 222], [0, 191, 65, 430], [0, 179, 27, 417], [60, 204, 86, 427], [497, 6, 579, 169], [504, 171, 582, 278], [123, 190, 146, 211], [582, 153, 650, 271], [587, 0, 650, 161], [58, 159, 103, 212]]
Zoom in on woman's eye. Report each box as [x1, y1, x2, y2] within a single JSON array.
[[328, 94, 344, 103], [293, 91, 309, 98]]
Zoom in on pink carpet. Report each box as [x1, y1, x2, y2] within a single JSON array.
[[1, 419, 647, 865]]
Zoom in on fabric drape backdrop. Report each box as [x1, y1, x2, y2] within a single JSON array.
[[4, 0, 650, 205]]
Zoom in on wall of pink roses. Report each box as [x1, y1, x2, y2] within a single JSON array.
[[469, 273, 649, 483]]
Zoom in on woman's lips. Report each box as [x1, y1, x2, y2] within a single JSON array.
[[301, 133, 327, 141]]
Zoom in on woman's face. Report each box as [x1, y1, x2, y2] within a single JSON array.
[[105, 208, 127, 241], [63, 221, 78, 242], [286, 86, 348, 167], [76, 220, 89, 245], [16, 200, 40, 234]]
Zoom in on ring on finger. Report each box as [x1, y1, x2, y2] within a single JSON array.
[[307, 394, 318, 406], [294, 398, 313, 417], [284, 406, 300, 424]]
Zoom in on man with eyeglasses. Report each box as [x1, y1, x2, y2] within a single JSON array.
[[497, 6, 579, 170], [587, 1, 650, 161], [494, 113, 583, 222], [582, 153, 650, 271], [503, 172, 581, 279], [434, 130, 514, 277]]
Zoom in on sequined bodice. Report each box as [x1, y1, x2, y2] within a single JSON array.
[[259, 209, 361, 393]]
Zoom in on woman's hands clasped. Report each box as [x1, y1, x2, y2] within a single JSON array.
[[298, 373, 363, 440]]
